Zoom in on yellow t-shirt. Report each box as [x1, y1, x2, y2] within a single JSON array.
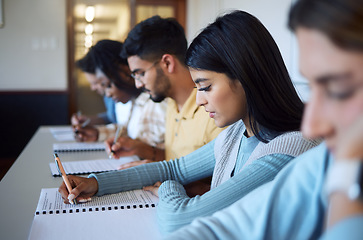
[[165, 88, 225, 160]]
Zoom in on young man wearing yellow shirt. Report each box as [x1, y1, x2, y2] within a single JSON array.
[[105, 16, 223, 195]]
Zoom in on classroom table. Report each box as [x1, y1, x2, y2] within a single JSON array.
[[0, 126, 109, 240]]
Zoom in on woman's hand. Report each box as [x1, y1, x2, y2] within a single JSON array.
[[71, 113, 88, 126], [336, 114, 363, 160], [105, 136, 141, 158], [143, 181, 162, 197], [74, 126, 99, 142], [58, 175, 99, 204]]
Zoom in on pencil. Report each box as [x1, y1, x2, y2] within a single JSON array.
[[109, 125, 123, 159], [54, 153, 77, 204]]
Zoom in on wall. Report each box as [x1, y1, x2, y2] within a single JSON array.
[[0, 0, 306, 93], [0, 0, 68, 158], [0, 0, 67, 91], [0, 93, 68, 157]]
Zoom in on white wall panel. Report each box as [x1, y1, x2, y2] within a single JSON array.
[[0, 0, 67, 91]]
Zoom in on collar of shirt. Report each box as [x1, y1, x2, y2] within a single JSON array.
[[134, 92, 152, 106], [168, 88, 199, 121]]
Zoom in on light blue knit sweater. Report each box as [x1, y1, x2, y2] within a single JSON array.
[[89, 120, 319, 234]]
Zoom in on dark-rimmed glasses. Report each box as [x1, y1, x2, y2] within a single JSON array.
[[130, 60, 160, 82]]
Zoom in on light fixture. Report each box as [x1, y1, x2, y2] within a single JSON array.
[[85, 24, 94, 35], [85, 6, 95, 22], [85, 35, 93, 41], [85, 39, 93, 48], [84, 6, 95, 50]]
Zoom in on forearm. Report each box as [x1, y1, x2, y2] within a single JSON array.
[[321, 215, 363, 240], [162, 197, 249, 240], [89, 150, 211, 196], [326, 116, 363, 231], [157, 154, 293, 233], [96, 124, 116, 141], [89, 161, 172, 196], [133, 141, 165, 161], [327, 194, 363, 228]]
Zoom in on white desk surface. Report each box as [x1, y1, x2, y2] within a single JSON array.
[[0, 126, 108, 240]]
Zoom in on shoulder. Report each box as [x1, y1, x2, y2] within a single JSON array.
[[270, 131, 322, 154], [249, 131, 322, 162], [166, 98, 177, 115]]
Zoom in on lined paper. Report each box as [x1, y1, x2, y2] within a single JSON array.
[[49, 156, 139, 176]]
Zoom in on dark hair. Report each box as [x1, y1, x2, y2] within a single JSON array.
[[288, 0, 363, 51], [76, 50, 95, 73], [120, 15, 187, 63], [77, 39, 141, 96], [186, 10, 304, 143]]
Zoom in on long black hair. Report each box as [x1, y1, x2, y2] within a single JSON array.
[[77, 39, 141, 96], [186, 10, 304, 143]]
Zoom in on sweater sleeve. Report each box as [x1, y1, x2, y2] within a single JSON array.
[[163, 144, 329, 240], [157, 153, 294, 234], [88, 139, 216, 196], [319, 215, 363, 240]]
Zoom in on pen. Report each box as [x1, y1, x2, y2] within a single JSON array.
[[54, 153, 77, 204], [109, 125, 123, 159], [81, 118, 91, 128], [74, 117, 90, 134], [74, 111, 82, 134]]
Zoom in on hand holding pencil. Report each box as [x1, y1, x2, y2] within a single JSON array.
[[71, 111, 90, 127], [72, 111, 91, 134], [105, 135, 144, 160], [73, 125, 99, 142], [54, 153, 77, 204], [108, 125, 123, 159], [71, 111, 99, 142], [56, 153, 99, 204]]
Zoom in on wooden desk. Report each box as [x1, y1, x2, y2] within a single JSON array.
[[0, 126, 108, 240]]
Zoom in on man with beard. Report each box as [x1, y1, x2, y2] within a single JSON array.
[[106, 16, 224, 196]]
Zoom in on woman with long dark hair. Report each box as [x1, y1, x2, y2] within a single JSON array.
[[58, 11, 319, 234], [165, 1, 363, 239]]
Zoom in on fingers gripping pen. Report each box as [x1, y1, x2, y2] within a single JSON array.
[[54, 153, 77, 204]]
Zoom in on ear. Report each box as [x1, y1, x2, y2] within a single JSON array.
[[160, 54, 176, 73]]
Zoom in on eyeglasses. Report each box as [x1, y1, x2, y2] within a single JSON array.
[[130, 60, 159, 82]]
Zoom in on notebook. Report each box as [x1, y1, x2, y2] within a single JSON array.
[[53, 142, 106, 152], [49, 156, 140, 176], [49, 127, 75, 142], [28, 188, 161, 240]]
